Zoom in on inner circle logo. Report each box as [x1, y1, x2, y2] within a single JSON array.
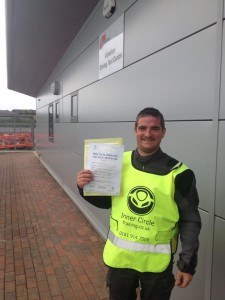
[[127, 186, 155, 215]]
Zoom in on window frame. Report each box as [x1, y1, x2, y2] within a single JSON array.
[[71, 92, 78, 123], [48, 103, 54, 142]]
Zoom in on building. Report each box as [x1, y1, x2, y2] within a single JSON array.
[[5, 1, 225, 299]]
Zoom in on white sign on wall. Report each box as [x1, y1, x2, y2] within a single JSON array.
[[99, 14, 124, 79]]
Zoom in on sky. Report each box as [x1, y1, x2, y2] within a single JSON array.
[[0, 1, 36, 111]]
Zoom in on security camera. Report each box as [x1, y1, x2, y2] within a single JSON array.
[[103, 0, 116, 18]]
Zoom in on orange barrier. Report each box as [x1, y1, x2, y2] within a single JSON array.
[[0, 133, 33, 150]]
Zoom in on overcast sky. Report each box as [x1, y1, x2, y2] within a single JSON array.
[[0, 1, 36, 111]]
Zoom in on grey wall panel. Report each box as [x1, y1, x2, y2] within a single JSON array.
[[39, 145, 110, 238], [35, 122, 62, 155], [37, 103, 64, 152], [79, 26, 216, 122], [53, 123, 63, 148], [124, 0, 216, 66], [60, 149, 84, 192], [62, 40, 98, 97], [62, 95, 72, 123], [219, 22, 225, 118], [171, 209, 207, 300], [36, 105, 48, 124], [53, 120, 211, 212], [59, 149, 110, 234], [35, 106, 49, 153], [215, 121, 225, 218], [35, 123, 48, 152], [56, 0, 136, 76], [37, 144, 62, 177], [211, 217, 225, 300], [161, 121, 213, 212], [59, 122, 135, 156]]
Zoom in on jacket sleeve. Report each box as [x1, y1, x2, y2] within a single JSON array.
[[77, 186, 112, 209], [174, 169, 202, 275]]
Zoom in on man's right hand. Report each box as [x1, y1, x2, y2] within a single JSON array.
[[77, 169, 93, 189]]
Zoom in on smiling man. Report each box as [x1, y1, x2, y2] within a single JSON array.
[[77, 107, 201, 300]]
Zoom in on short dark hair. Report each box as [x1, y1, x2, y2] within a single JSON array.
[[135, 107, 165, 129]]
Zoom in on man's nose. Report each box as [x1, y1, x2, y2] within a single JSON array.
[[145, 128, 152, 136]]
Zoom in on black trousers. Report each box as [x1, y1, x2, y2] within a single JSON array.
[[106, 261, 175, 300]]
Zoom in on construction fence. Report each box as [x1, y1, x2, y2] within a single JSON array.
[[0, 115, 35, 150]]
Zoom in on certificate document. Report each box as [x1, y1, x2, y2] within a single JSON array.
[[84, 142, 124, 196]]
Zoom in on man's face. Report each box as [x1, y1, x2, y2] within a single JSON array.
[[134, 116, 166, 156]]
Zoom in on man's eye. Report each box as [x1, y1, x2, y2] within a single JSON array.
[[152, 127, 160, 131], [138, 127, 145, 131]]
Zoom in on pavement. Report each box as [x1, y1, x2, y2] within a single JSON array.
[[0, 151, 109, 300]]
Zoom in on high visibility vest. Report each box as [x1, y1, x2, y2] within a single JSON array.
[[103, 151, 189, 272]]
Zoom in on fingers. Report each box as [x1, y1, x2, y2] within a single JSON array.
[[77, 169, 93, 189], [175, 271, 193, 288]]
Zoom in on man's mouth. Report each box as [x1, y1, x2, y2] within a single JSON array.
[[142, 138, 154, 143]]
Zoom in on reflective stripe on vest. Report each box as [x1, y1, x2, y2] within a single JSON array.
[[108, 230, 171, 254]]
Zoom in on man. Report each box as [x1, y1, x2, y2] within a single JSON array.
[[77, 107, 201, 300]]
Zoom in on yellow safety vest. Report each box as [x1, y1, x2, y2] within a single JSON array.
[[103, 151, 189, 272]]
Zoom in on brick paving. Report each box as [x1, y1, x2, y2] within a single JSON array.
[[0, 152, 109, 300]]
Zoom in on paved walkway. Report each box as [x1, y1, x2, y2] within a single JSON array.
[[0, 152, 109, 300]]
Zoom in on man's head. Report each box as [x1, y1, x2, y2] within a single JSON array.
[[135, 107, 165, 130], [134, 107, 166, 156]]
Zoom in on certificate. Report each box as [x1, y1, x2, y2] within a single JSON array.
[[83, 140, 124, 196]]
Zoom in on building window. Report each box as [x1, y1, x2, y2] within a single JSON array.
[[48, 104, 54, 142], [71, 92, 78, 122]]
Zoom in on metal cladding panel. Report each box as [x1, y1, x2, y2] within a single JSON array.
[[35, 122, 49, 152], [62, 95, 72, 123], [161, 121, 213, 212], [215, 121, 225, 218], [59, 148, 84, 191], [58, 122, 135, 156], [219, 22, 225, 118], [52, 120, 211, 212], [57, 147, 110, 228], [36, 106, 48, 124], [56, 0, 136, 76], [172, 209, 207, 300], [62, 40, 98, 96], [211, 217, 225, 300], [58, 148, 110, 237], [79, 26, 216, 122], [124, 0, 216, 66]]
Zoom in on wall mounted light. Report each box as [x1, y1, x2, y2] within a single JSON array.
[[50, 81, 60, 95], [103, 0, 116, 18]]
